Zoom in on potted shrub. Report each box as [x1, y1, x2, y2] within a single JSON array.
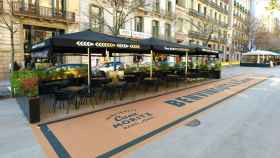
[[11, 70, 40, 123], [209, 62, 222, 79]]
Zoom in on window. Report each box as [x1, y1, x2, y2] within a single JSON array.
[[167, 1, 172, 15], [215, 12, 217, 20], [135, 16, 144, 32], [177, 18, 183, 32], [90, 5, 104, 32], [52, 0, 66, 16], [198, 4, 201, 13], [153, 0, 160, 12], [176, 0, 185, 8], [152, 20, 159, 38], [204, 7, 207, 16], [165, 23, 171, 41]]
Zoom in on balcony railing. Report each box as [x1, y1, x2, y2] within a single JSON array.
[[188, 9, 205, 18], [188, 30, 208, 40], [162, 9, 175, 18], [198, 0, 229, 15], [12, 2, 75, 23]]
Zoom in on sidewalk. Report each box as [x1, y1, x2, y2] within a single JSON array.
[[36, 75, 266, 158], [0, 99, 46, 158]]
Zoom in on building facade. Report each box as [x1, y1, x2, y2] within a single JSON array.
[[228, 0, 251, 60], [79, 0, 177, 65], [0, 0, 254, 79], [175, 0, 252, 61], [175, 0, 230, 61], [0, 0, 79, 79]]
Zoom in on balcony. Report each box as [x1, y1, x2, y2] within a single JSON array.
[[198, 0, 229, 15], [218, 21, 228, 28], [188, 9, 205, 19], [162, 9, 175, 19], [176, 31, 188, 42], [188, 30, 208, 40], [12, 2, 75, 23], [234, 14, 246, 23]]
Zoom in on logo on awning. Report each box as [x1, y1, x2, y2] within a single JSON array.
[[76, 41, 94, 47]]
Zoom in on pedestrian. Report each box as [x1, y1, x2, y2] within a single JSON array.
[[14, 61, 20, 71]]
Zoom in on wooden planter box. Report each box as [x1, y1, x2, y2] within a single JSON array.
[[17, 96, 40, 123]]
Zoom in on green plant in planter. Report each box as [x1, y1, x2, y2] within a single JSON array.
[[11, 70, 39, 97], [124, 66, 138, 74], [199, 63, 209, 71], [213, 61, 222, 71], [159, 63, 170, 72]]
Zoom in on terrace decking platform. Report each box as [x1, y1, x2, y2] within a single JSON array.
[[34, 75, 267, 158]]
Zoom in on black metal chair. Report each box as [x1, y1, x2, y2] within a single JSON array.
[[103, 81, 128, 102], [52, 91, 74, 113], [77, 86, 95, 109]]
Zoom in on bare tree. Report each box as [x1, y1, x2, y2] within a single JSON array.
[[266, 0, 280, 12], [255, 24, 280, 51], [0, 0, 20, 73], [184, 16, 219, 47], [89, 0, 151, 36], [243, 14, 259, 51]]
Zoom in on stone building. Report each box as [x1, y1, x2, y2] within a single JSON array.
[[0, 0, 79, 79], [79, 0, 177, 65], [228, 0, 252, 61], [175, 0, 230, 61]]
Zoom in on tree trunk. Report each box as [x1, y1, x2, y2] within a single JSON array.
[[10, 30, 15, 74]]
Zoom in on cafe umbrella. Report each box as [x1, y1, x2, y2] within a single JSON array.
[[31, 30, 149, 88], [139, 38, 189, 78]]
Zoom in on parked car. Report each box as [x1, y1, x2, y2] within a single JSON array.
[[45, 64, 88, 80], [98, 62, 125, 72]]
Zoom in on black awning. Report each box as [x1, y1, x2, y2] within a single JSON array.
[[31, 30, 149, 57], [139, 38, 188, 54], [188, 44, 220, 57]]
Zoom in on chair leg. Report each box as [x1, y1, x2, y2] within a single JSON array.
[[52, 100, 57, 113]]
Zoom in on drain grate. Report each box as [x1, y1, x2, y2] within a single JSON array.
[[185, 119, 201, 127]]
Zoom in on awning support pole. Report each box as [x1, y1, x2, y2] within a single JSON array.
[[150, 50, 153, 79], [88, 48, 91, 93], [185, 51, 188, 76]]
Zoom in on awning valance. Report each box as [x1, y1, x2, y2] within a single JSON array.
[[31, 30, 149, 57], [139, 38, 188, 54]]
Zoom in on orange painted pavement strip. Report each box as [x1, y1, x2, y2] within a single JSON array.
[[35, 75, 268, 158]]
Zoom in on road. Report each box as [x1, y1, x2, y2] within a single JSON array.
[[126, 66, 280, 158]]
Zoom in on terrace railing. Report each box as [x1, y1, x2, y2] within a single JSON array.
[[12, 2, 75, 23]]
